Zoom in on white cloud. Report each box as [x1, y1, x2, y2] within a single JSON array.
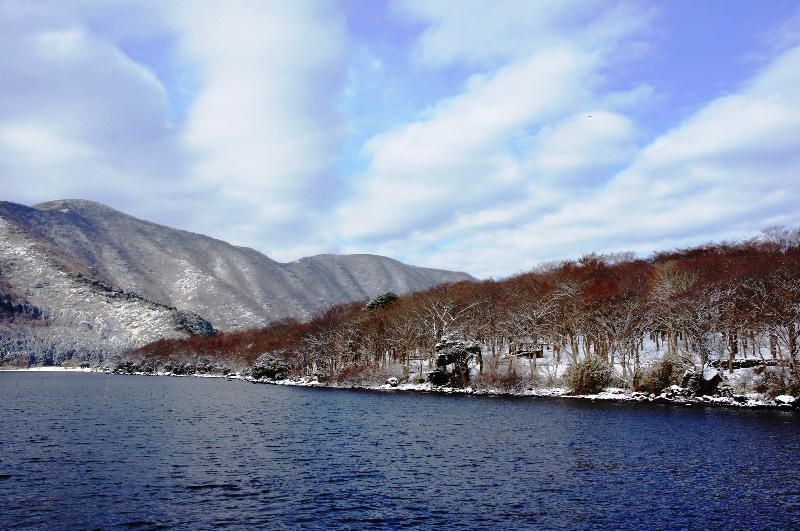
[[526, 111, 638, 188], [169, 1, 346, 254], [394, 0, 649, 68], [0, 123, 97, 162], [0, 122, 102, 201], [395, 42, 800, 278], [610, 44, 800, 199], [2, 1, 798, 281], [337, 46, 594, 240], [0, 1, 348, 260], [0, 2, 181, 207], [337, 1, 649, 248]]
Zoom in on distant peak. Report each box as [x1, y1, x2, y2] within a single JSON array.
[[33, 199, 117, 213]]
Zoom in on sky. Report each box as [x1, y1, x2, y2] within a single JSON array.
[[2, 0, 800, 279]]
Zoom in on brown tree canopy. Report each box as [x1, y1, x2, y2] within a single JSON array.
[[130, 231, 800, 383]]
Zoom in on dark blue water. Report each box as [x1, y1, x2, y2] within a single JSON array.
[[0, 372, 798, 530]]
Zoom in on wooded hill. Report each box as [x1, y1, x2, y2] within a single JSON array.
[[128, 227, 800, 396]]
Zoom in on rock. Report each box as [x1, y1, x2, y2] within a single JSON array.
[[775, 395, 797, 408], [434, 332, 481, 388], [385, 377, 399, 387], [681, 368, 722, 396]]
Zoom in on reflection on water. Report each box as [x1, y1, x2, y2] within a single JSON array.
[[1, 372, 798, 530]]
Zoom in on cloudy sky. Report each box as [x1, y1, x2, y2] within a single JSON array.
[[2, 0, 800, 278]]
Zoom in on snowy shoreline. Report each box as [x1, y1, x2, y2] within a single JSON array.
[[0, 366, 95, 372], [3, 365, 796, 410], [245, 375, 799, 410]]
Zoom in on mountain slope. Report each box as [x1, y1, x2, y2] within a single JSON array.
[[0, 199, 473, 363]]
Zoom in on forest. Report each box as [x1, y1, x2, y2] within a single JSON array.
[[128, 227, 800, 398]]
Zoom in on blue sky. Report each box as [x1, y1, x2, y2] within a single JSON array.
[[2, 0, 800, 278]]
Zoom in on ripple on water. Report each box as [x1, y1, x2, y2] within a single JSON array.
[[0, 373, 798, 530]]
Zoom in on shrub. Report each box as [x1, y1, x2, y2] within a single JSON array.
[[426, 369, 449, 386], [251, 353, 290, 380], [330, 364, 399, 387], [564, 356, 615, 395], [753, 367, 800, 398], [473, 366, 536, 394], [636, 356, 688, 394]]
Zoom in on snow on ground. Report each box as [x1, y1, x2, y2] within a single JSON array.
[[237, 374, 796, 409], [3, 364, 795, 409], [5, 330, 797, 411], [0, 366, 94, 372]]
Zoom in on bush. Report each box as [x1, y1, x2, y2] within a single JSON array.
[[564, 356, 615, 395], [753, 367, 800, 398], [473, 366, 536, 394], [636, 356, 688, 394], [330, 364, 399, 387], [251, 353, 290, 380], [426, 369, 449, 386]]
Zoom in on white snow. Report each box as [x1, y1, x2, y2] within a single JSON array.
[[0, 366, 93, 372]]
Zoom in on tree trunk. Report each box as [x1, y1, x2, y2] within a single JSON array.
[[569, 334, 579, 362], [728, 331, 738, 374], [789, 323, 798, 375]]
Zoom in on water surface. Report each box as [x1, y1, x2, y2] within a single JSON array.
[[1, 372, 798, 529]]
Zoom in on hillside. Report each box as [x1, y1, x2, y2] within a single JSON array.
[[0, 199, 473, 365]]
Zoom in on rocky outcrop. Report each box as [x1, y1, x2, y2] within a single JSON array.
[[681, 369, 723, 396]]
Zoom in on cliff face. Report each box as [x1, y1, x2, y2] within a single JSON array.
[[0, 199, 473, 363]]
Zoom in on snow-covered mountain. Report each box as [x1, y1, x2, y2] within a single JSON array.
[[0, 199, 473, 362]]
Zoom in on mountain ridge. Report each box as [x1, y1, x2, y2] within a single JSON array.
[[0, 199, 474, 364]]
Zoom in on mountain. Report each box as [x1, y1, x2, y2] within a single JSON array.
[[0, 199, 474, 364]]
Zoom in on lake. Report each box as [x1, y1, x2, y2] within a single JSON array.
[[1, 371, 798, 530]]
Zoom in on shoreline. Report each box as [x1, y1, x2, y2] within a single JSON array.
[[3, 366, 797, 410], [244, 378, 798, 410], [0, 366, 95, 372]]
